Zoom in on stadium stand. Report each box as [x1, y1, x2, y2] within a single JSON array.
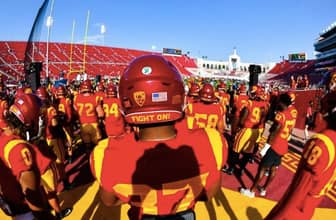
[[267, 60, 319, 85], [0, 41, 197, 81]]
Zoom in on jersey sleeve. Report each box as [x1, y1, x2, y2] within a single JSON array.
[[302, 137, 332, 176], [219, 104, 225, 117], [65, 98, 73, 122], [90, 138, 109, 186]]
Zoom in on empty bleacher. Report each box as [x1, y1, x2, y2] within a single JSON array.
[[0, 41, 197, 81]]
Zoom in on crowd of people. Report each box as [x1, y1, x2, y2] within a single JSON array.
[[0, 54, 335, 220], [290, 74, 310, 90]]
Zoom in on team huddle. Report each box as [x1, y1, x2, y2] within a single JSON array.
[[0, 54, 335, 220]]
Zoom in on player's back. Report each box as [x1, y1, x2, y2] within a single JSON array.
[[90, 124, 227, 216], [185, 102, 224, 130], [73, 93, 99, 124]]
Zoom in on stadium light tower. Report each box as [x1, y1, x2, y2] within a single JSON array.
[[100, 24, 106, 46], [46, 0, 55, 82]]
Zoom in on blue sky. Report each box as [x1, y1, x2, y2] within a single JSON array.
[[1, 0, 336, 63]]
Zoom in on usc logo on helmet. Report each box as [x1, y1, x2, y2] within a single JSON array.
[[133, 91, 146, 107]]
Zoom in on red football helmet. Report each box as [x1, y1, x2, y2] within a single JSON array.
[[80, 79, 92, 93], [217, 81, 227, 91], [250, 85, 264, 100], [56, 85, 67, 97], [199, 83, 216, 102], [119, 55, 185, 124], [97, 81, 105, 92], [9, 93, 42, 135], [188, 83, 200, 97], [35, 87, 49, 101], [238, 84, 247, 94], [106, 83, 118, 98]]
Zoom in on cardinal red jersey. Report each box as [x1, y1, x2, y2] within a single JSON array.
[[243, 100, 267, 128], [258, 100, 270, 129], [102, 96, 126, 136], [271, 108, 296, 156], [266, 129, 336, 220], [185, 102, 225, 130], [0, 134, 52, 208], [45, 106, 58, 140], [287, 104, 298, 122], [0, 135, 34, 213], [217, 91, 230, 108], [233, 94, 249, 117], [57, 97, 73, 124], [73, 93, 99, 124], [90, 124, 228, 218], [232, 100, 266, 153]]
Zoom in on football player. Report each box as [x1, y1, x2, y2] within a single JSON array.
[[0, 94, 56, 219], [265, 72, 336, 219], [223, 85, 267, 175], [35, 87, 73, 216], [216, 82, 230, 109], [100, 83, 126, 137], [55, 85, 76, 163], [240, 93, 296, 198], [186, 82, 200, 105], [73, 79, 102, 152], [230, 84, 249, 138], [90, 55, 228, 220], [185, 83, 226, 133], [238, 86, 268, 170], [95, 80, 106, 103], [35, 87, 73, 189]]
